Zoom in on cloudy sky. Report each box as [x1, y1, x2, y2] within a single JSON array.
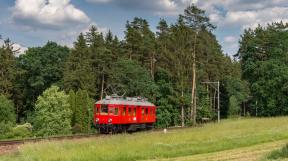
[[0, 0, 288, 56]]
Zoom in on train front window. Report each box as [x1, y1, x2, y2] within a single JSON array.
[[100, 104, 108, 115]]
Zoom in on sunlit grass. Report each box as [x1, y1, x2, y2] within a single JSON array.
[[2, 117, 288, 161]]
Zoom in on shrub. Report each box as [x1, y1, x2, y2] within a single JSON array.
[[0, 122, 13, 139], [0, 95, 16, 124], [69, 89, 94, 134], [10, 123, 33, 138], [33, 86, 72, 136]]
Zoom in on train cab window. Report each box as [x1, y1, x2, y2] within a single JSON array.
[[114, 108, 118, 116], [141, 108, 145, 115], [145, 108, 149, 116], [128, 108, 132, 116], [100, 104, 108, 115], [123, 107, 126, 116]]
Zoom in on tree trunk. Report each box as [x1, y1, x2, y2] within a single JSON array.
[[100, 72, 104, 100], [181, 90, 185, 127], [191, 33, 197, 125]]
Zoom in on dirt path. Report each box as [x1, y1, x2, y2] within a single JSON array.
[[0, 144, 21, 155], [150, 139, 288, 161]]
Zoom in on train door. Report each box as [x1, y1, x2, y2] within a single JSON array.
[[140, 107, 145, 122], [121, 105, 126, 123]]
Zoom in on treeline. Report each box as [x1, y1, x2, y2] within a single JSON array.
[[237, 22, 288, 116], [0, 5, 249, 138]]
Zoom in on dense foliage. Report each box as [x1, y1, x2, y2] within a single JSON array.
[[33, 86, 72, 136], [237, 22, 288, 116], [17, 41, 69, 119], [69, 89, 94, 133], [0, 95, 16, 124]]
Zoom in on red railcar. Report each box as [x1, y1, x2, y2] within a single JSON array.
[[94, 95, 157, 133]]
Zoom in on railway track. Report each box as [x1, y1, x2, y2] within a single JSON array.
[[0, 133, 100, 147], [0, 125, 201, 147]]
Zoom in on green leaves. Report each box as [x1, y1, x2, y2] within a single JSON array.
[[69, 89, 93, 134], [63, 33, 96, 98], [33, 86, 72, 136], [0, 95, 16, 124], [109, 59, 158, 100], [238, 22, 288, 116], [0, 39, 17, 98], [17, 41, 69, 113]]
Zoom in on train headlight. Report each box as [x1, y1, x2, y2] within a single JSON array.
[[108, 118, 112, 123], [96, 118, 99, 122]]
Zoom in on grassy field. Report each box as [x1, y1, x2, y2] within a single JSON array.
[[1, 117, 288, 161]]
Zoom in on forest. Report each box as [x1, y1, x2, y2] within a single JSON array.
[[0, 5, 287, 138]]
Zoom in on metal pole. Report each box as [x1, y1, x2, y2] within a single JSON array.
[[217, 81, 220, 123]]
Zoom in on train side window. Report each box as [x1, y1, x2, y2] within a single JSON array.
[[145, 108, 148, 116], [109, 107, 115, 115], [133, 108, 136, 116], [96, 107, 99, 113], [141, 108, 145, 115], [123, 107, 126, 116], [100, 104, 108, 115], [114, 108, 118, 115]]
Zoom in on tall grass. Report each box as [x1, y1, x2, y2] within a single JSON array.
[[265, 144, 288, 160], [2, 117, 288, 161]]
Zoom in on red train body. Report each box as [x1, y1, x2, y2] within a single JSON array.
[[93, 95, 156, 133]]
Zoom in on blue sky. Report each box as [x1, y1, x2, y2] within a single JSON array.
[[1, 0, 288, 56]]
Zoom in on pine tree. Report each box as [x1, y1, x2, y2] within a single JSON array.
[[124, 17, 156, 78], [63, 33, 96, 98], [72, 89, 91, 133], [0, 39, 17, 98]]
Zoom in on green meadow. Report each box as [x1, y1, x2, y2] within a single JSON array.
[[2, 117, 288, 161]]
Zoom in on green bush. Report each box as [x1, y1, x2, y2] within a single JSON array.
[[0, 95, 16, 124], [0, 122, 13, 139], [33, 86, 72, 136], [10, 123, 32, 138]]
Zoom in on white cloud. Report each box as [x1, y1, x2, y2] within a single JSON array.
[[12, 0, 90, 30], [0, 40, 27, 56], [195, 0, 288, 30], [13, 43, 28, 56], [58, 22, 108, 47], [86, 0, 112, 3], [224, 36, 237, 43], [86, 0, 196, 15], [193, 0, 288, 55]]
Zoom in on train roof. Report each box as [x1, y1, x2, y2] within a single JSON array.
[[95, 95, 155, 107]]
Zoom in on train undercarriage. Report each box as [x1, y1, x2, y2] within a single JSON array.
[[95, 123, 154, 134]]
